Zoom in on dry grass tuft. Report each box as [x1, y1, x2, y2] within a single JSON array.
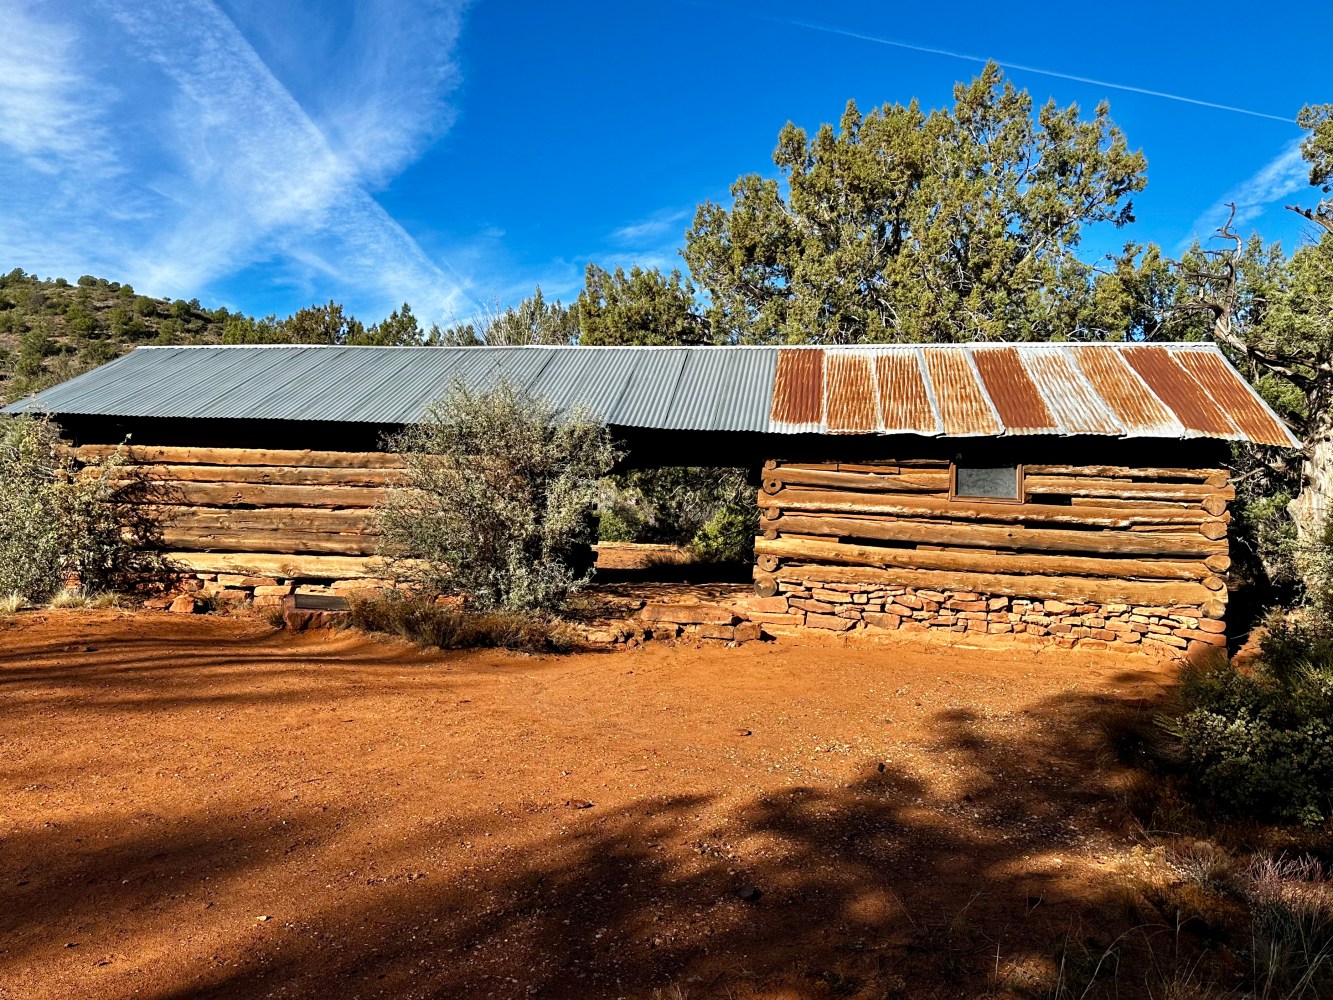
[[0, 591, 23, 614], [346, 594, 579, 654]]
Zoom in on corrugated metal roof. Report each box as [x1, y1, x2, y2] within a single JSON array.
[[2, 343, 1299, 446]]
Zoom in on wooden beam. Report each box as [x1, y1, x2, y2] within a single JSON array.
[[755, 536, 1214, 583], [155, 507, 377, 533], [766, 562, 1221, 609], [1024, 475, 1234, 502], [138, 465, 403, 487], [762, 467, 949, 494], [766, 513, 1226, 558], [74, 445, 403, 469], [160, 528, 382, 556], [162, 551, 397, 579], [1024, 464, 1226, 482], [758, 488, 1225, 529], [147, 483, 384, 508]]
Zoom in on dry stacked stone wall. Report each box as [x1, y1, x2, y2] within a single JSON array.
[[741, 577, 1226, 659]]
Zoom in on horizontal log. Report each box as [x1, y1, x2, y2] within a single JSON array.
[[138, 465, 402, 487], [767, 562, 1222, 609], [764, 467, 950, 495], [1025, 465, 1226, 483], [755, 537, 1213, 583], [1024, 476, 1234, 502], [160, 527, 382, 556], [758, 489, 1225, 529], [74, 445, 403, 469], [162, 551, 398, 580], [154, 507, 378, 533], [767, 514, 1226, 558], [145, 483, 384, 509]]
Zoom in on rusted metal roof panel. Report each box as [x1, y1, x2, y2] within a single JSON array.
[[923, 348, 1003, 437], [1122, 346, 1240, 439], [973, 347, 1058, 433], [1019, 349, 1124, 435], [770, 348, 824, 431], [875, 352, 940, 434], [824, 351, 879, 433], [1073, 346, 1185, 437], [1171, 349, 1298, 447]]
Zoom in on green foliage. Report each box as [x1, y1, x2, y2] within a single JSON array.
[[379, 381, 617, 611], [438, 287, 578, 346], [0, 415, 162, 602], [283, 300, 366, 344], [599, 467, 754, 560], [345, 592, 577, 653], [682, 63, 1146, 343], [1167, 530, 1333, 826], [359, 302, 422, 345], [578, 265, 709, 345]]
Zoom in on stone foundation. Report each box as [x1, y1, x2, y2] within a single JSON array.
[[752, 578, 1226, 658], [140, 572, 394, 613]]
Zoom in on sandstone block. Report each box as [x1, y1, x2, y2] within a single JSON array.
[[894, 594, 924, 609], [945, 599, 987, 612], [916, 590, 945, 602], [790, 598, 838, 615], [167, 595, 201, 614], [1174, 628, 1226, 646], [812, 588, 853, 604], [254, 584, 295, 597], [953, 591, 981, 601], [218, 574, 278, 588], [733, 622, 763, 643], [641, 603, 737, 625], [698, 623, 736, 640], [734, 596, 789, 614], [862, 612, 902, 630], [987, 597, 1009, 611], [213, 589, 250, 604], [807, 613, 855, 631], [1044, 600, 1074, 613], [1196, 618, 1226, 634]]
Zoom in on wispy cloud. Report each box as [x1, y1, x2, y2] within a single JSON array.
[[1186, 139, 1309, 247], [0, 0, 475, 319], [609, 208, 692, 247]]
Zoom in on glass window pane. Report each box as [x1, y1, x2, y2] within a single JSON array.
[[955, 465, 1019, 500]]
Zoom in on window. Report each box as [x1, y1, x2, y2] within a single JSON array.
[[950, 459, 1023, 503]]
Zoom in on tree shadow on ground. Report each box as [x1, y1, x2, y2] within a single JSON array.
[[3, 650, 1215, 999]]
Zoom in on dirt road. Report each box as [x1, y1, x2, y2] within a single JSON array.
[[0, 610, 1174, 999]]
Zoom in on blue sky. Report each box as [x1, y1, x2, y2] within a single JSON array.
[[0, 0, 1325, 326]]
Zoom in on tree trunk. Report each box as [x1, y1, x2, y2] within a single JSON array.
[[1291, 401, 1333, 580]]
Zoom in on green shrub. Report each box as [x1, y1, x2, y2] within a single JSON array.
[[379, 381, 617, 611], [690, 501, 757, 563], [1166, 520, 1333, 827], [599, 466, 755, 561], [346, 593, 577, 653], [0, 415, 162, 602]]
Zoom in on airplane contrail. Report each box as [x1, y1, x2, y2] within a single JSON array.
[[687, 4, 1298, 125]]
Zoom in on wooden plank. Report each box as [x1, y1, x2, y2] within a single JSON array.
[[74, 445, 403, 469], [1025, 464, 1226, 482], [1024, 476, 1234, 502], [139, 465, 402, 487], [768, 514, 1226, 558], [156, 507, 378, 532], [766, 562, 1221, 608], [757, 488, 1223, 528], [756, 537, 1213, 582], [160, 528, 382, 556], [764, 467, 950, 494], [147, 483, 385, 508], [162, 551, 396, 579]]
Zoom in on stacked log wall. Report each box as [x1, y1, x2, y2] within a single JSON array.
[[753, 457, 1233, 657], [75, 444, 400, 594]]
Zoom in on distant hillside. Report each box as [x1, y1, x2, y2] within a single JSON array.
[[0, 269, 231, 404]]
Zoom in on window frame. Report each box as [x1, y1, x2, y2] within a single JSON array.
[[948, 459, 1025, 505]]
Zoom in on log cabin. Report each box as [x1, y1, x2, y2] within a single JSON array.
[[4, 342, 1298, 655]]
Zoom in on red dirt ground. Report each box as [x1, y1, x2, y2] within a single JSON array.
[[0, 609, 1177, 999]]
